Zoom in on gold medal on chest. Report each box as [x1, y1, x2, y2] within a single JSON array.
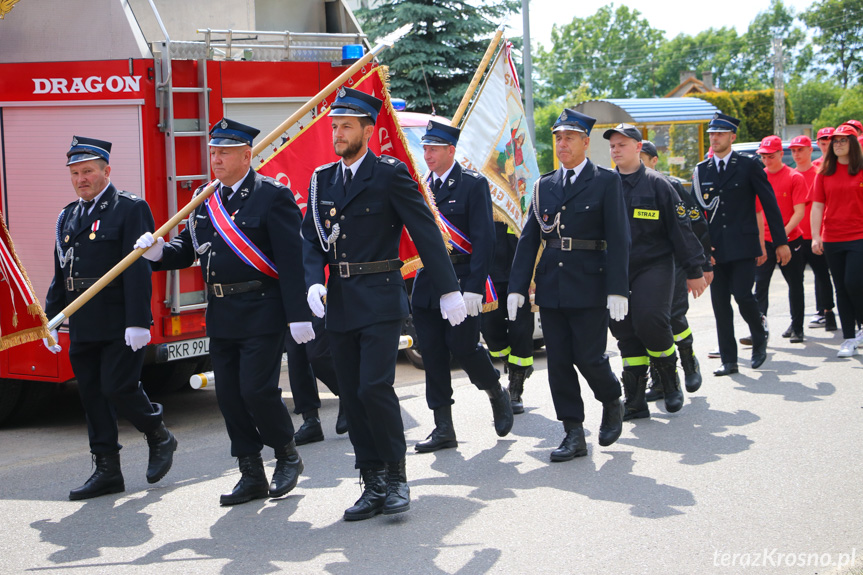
[[325, 219, 331, 229], [330, 208, 337, 217], [703, 193, 709, 200], [89, 232, 96, 240], [64, 234, 70, 243]]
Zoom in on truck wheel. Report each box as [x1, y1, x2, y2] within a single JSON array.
[[0, 379, 24, 427], [404, 346, 425, 370], [5, 381, 57, 426]]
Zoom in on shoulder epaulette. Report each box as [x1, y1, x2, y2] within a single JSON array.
[[116, 190, 141, 201], [261, 175, 288, 189], [597, 165, 615, 174], [378, 155, 402, 167], [463, 168, 481, 179], [314, 161, 337, 173]]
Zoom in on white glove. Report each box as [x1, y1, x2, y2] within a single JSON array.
[[440, 291, 468, 326], [307, 284, 327, 318], [125, 326, 151, 351], [607, 295, 629, 322], [290, 322, 316, 344], [463, 292, 484, 317], [42, 329, 61, 354], [134, 232, 165, 262], [507, 293, 525, 322]]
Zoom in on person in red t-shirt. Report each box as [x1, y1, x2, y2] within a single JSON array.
[[791, 135, 836, 331], [812, 127, 834, 172], [811, 124, 863, 357], [751, 136, 808, 341]]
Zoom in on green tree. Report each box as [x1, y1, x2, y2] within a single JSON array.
[[532, 83, 595, 172], [736, 0, 807, 90], [534, 4, 665, 99], [787, 78, 844, 125], [356, 0, 519, 116], [813, 89, 863, 129], [652, 28, 745, 94], [801, 0, 863, 88]]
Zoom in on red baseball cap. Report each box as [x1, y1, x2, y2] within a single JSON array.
[[756, 135, 783, 154], [841, 119, 863, 133], [816, 127, 835, 140], [832, 124, 858, 138], [789, 135, 812, 148]]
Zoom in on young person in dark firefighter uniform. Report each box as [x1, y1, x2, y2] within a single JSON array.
[[604, 125, 707, 421], [508, 109, 630, 462], [411, 121, 513, 453], [639, 141, 713, 403], [481, 220, 535, 414]]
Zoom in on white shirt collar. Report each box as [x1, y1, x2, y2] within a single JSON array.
[[81, 183, 111, 214], [341, 151, 369, 182], [560, 157, 588, 184], [221, 168, 252, 198], [433, 162, 456, 185], [714, 150, 733, 166]]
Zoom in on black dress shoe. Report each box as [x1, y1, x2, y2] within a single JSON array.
[[335, 401, 348, 435], [415, 406, 457, 452], [269, 441, 304, 498], [294, 411, 324, 446], [713, 363, 739, 376], [145, 421, 178, 484], [739, 335, 753, 346], [782, 325, 794, 338], [69, 452, 125, 501], [550, 423, 587, 462], [382, 459, 410, 515], [598, 398, 624, 446], [751, 342, 768, 368], [220, 454, 269, 506], [789, 331, 804, 343], [344, 468, 386, 521], [486, 384, 514, 437]]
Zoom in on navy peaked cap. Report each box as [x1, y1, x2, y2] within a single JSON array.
[[209, 118, 260, 147], [66, 136, 111, 166], [421, 120, 460, 146], [707, 112, 740, 133], [330, 87, 383, 122], [552, 108, 595, 135]]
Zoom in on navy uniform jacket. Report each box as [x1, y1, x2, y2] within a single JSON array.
[[694, 152, 788, 264], [411, 162, 495, 309], [301, 150, 460, 332], [509, 160, 630, 309], [489, 221, 518, 284], [155, 169, 310, 339], [668, 177, 713, 273], [620, 164, 705, 278], [45, 184, 154, 343]]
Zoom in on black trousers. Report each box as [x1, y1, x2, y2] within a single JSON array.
[[824, 239, 863, 339], [481, 281, 535, 367], [69, 339, 159, 455], [539, 306, 621, 423], [329, 320, 405, 469], [711, 258, 766, 364], [754, 237, 806, 332], [670, 263, 694, 348], [610, 260, 676, 366], [412, 306, 499, 410], [801, 238, 835, 312], [210, 332, 294, 458], [285, 317, 340, 415]]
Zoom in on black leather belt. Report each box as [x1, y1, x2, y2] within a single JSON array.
[[329, 259, 403, 279], [65, 278, 118, 291], [546, 238, 607, 251], [449, 253, 471, 265], [207, 280, 271, 297]]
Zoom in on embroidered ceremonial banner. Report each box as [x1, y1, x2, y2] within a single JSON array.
[[258, 66, 448, 278], [0, 209, 50, 349], [456, 41, 540, 234]]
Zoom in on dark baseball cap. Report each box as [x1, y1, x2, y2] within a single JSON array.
[[603, 123, 642, 141], [640, 140, 658, 158]]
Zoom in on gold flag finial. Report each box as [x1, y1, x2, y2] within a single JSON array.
[[0, 0, 22, 20]]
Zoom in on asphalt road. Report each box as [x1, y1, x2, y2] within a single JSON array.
[[1, 275, 861, 575]]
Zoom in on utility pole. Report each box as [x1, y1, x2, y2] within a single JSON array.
[[773, 37, 786, 138], [522, 0, 535, 142]]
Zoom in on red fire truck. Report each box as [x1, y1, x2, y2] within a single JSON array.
[[0, 0, 370, 424]]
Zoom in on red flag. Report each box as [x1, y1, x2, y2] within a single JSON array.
[[258, 66, 448, 278], [0, 210, 50, 349]]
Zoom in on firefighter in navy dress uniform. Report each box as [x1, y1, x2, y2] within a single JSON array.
[[411, 121, 513, 453], [480, 219, 535, 414], [603, 125, 707, 421], [639, 141, 713, 402], [693, 113, 790, 376], [44, 136, 177, 501], [302, 88, 465, 521], [136, 118, 313, 506], [508, 109, 630, 462]]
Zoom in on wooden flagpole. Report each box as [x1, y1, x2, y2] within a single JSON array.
[[450, 23, 506, 128], [47, 25, 412, 331]]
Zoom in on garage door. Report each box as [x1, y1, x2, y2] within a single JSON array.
[[0, 105, 144, 301]]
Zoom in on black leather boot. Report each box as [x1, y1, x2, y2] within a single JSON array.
[[507, 365, 533, 415], [486, 384, 514, 437], [654, 358, 684, 413], [220, 453, 269, 505], [69, 452, 125, 501], [621, 370, 649, 421], [644, 363, 663, 401], [678, 344, 702, 392], [382, 459, 410, 515], [293, 409, 324, 446], [415, 405, 458, 452], [144, 404, 178, 484], [344, 467, 387, 521], [598, 397, 624, 446], [269, 440, 304, 497], [335, 401, 348, 435], [550, 420, 587, 462]]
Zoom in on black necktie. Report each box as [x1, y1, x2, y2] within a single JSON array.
[[564, 169, 575, 190], [718, 160, 726, 174], [345, 169, 353, 190], [77, 200, 94, 227], [434, 178, 443, 193], [220, 184, 231, 204]]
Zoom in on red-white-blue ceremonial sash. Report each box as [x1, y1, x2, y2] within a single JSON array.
[[205, 189, 279, 279], [439, 214, 497, 305]]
